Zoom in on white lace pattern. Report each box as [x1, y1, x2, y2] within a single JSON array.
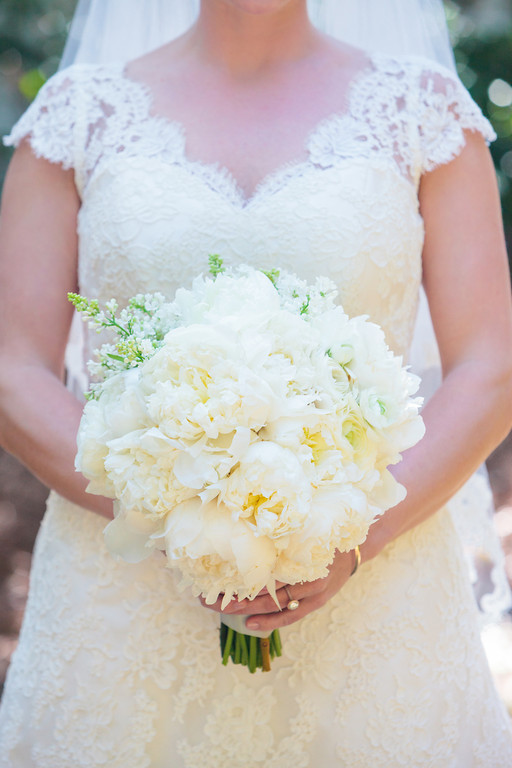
[[1, 54, 511, 766]]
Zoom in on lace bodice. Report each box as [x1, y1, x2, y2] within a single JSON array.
[[5, 53, 494, 363]]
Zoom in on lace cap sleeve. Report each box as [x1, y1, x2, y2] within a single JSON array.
[[3, 66, 89, 173], [417, 63, 496, 174]]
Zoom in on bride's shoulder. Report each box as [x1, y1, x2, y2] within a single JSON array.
[[368, 51, 463, 91], [3, 62, 130, 177], [31, 62, 128, 104], [355, 51, 484, 122], [368, 51, 492, 128], [359, 52, 495, 175], [5, 62, 133, 136]]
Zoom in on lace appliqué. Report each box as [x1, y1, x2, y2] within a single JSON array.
[[3, 55, 495, 200], [177, 686, 318, 768], [307, 54, 496, 188], [1, 54, 510, 767]]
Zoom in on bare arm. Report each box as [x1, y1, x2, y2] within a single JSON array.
[[365, 131, 512, 555], [216, 132, 512, 630], [0, 143, 112, 518]]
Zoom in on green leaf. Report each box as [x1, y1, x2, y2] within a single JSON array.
[[300, 294, 311, 315], [261, 268, 280, 288], [18, 68, 46, 101], [208, 254, 225, 278]]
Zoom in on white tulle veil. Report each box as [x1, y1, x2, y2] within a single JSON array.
[[61, 0, 511, 622], [60, 0, 456, 70]]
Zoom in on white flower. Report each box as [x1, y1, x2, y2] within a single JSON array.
[[162, 497, 278, 604], [74, 264, 425, 602], [218, 441, 312, 540], [76, 368, 148, 496], [103, 427, 196, 519], [103, 502, 163, 563]]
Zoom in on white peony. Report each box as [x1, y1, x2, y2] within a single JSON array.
[[75, 264, 425, 603]]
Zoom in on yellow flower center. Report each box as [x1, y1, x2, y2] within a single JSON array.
[[303, 428, 330, 464], [242, 492, 284, 524]]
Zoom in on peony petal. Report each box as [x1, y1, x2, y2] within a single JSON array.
[[103, 513, 155, 563], [173, 452, 218, 489]]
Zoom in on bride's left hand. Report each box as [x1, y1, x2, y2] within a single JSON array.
[[198, 548, 358, 632]]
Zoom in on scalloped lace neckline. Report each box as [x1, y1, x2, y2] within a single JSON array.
[[111, 53, 381, 208]]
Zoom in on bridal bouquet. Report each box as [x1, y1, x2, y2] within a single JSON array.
[[70, 257, 425, 672]]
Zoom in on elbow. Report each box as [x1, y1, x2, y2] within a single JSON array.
[[489, 357, 512, 440], [0, 355, 12, 412], [445, 351, 512, 449], [0, 352, 21, 400], [0, 359, 16, 450], [0, 355, 39, 449], [503, 373, 512, 434]]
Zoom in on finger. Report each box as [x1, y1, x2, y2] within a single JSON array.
[[199, 591, 286, 615], [223, 588, 287, 615], [199, 575, 331, 615], [250, 581, 288, 595], [198, 595, 221, 611], [198, 594, 240, 613], [245, 594, 329, 632], [227, 579, 329, 615], [223, 588, 290, 615], [199, 591, 285, 614]]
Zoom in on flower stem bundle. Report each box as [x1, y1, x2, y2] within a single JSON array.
[[220, 625, 281, 673]]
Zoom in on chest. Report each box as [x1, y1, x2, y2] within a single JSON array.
[[75, 58, 426, 357], [78, 57, 423, 202], [78, 154, 424, 359], [130, 55, 369, 199]]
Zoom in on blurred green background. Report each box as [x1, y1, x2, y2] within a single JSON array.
[[0, 0, 512, 260]]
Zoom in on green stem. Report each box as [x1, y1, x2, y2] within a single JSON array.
[[239, 634, 249, 666], [105, 317, 131, 336], [234, 632, 241, 664], [220, 626, 283, 671], [220, 621, 227, 653], [269, 633, 276, 660], [249, 635, 257, 673], [256, 639, 262, 669], [272, 629, 282, 657], [221, 626, 234, 666]]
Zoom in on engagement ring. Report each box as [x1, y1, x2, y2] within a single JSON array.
[[284, 586, 300, 611]]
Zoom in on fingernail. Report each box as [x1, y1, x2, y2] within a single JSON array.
[[246, 620, 260, 630]]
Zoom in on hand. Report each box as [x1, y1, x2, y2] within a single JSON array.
[[199, 548, 358, 633]]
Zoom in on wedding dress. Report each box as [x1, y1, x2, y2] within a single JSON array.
[[1, 52, 512, 768]]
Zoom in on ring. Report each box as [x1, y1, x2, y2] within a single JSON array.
[[284, 585, 300, 611], [350, 545, 361, 577]]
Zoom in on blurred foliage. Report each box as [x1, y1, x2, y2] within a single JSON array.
[[457, 35, 512, 247], [0, 0, 75, 181], [0, 0, 71, 72], [0, 0, 512, 258], [447, 1, 512, 252]]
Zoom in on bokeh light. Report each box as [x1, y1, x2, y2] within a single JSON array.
[[489, 78, 512, 108]]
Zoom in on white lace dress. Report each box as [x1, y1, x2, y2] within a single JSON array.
[[1, 53, 512, 768]]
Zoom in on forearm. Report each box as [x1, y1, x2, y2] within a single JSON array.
[[362, 359, 512, 561], [0, 362, 113, 518]]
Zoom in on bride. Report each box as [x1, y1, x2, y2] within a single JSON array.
[[1, 0, 512, 765]]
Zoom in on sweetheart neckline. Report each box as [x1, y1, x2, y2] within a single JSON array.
[[106, 53, 383, 208]]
